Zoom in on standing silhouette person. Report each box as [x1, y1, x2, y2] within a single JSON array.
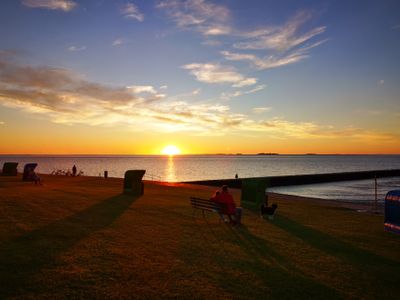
[[72, 165, 77, 177]]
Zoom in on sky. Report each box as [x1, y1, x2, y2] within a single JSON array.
[[0, 0, 399, 155]]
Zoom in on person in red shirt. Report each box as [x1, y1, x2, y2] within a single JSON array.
[[213, 185, 242, 225]]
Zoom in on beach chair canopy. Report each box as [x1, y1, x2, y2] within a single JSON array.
[[1, 162, 18, 176], [124, 170, 146, 196], [384, 190, 400, 234], [23, 163, 38, 181]]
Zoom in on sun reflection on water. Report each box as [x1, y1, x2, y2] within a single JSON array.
[[165, 155, 177, 182]]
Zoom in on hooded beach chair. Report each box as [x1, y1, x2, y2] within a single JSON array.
[[1, 162, 18, 176], [23, 163, 38, 181]]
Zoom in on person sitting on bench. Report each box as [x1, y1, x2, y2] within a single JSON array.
[[213, 185, 242, 225]]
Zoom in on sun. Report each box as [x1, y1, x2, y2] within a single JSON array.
[[161, 145, 181, 156]]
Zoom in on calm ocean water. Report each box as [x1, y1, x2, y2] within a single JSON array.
[[1, 155, 400, 202]]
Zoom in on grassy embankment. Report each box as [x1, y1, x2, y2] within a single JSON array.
[[0, 175, 399, 299]]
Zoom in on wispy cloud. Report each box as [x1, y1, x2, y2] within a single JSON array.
[[221, 39, 327, 70], [22, 0, 77, 11], [159, 4, 326, 72], [156, 0, 231, 36], [112, 38, 125, 46], [252, 107, 271, 114], [67, 45, 86, 52], [221, 84, 266, 100], [182, 63, 257, 87], [0, 121, 4, 125], [126, 85, 165, 99], [121, 2, 144, 22], [192, 88, 201, 95], [234, 11, 326, 51]]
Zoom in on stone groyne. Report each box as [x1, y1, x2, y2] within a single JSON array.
[[184, 169, 400, 189]]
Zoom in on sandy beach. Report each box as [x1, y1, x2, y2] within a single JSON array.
[[0, 174, 399, 299]]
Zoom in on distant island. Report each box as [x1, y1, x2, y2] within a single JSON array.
[[257, 153, 279, 155]]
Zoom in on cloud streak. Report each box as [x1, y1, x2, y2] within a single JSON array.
[[22, 0, 77, 11], [121, 2, 144, 22], [67, 45, 86, 52], [234, 11, 326, 51], [252, 107, 271, 114], [182, 63, 257, 87], [221, 84, 266, 100], [221, 39, 327, 70], [157, 0, 231, 36]]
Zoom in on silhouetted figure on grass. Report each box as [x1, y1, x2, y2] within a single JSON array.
[[260, 194, 278, 219]]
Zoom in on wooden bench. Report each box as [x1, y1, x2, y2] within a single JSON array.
[[190, 197, 227, 222]]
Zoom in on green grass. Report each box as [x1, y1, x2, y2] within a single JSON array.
[[0, 175, 399, 299]]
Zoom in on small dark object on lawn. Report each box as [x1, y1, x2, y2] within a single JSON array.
[[261, 199, 278, 220]]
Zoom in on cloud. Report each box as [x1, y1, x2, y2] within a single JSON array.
[[67, 45, 86, 52], [156, 0, 231, 36], [121, 2, 144, 22], [159, 85, 168, 89], [192, 88, 201, 95], [127, 85, 156, 94], [112, 38, 125, 46], [159, 4, 326, 72], [378, 79, 384, 85], [252, 107, 271, 114], [182, 63, 257, 87], [221, 39, 327, 70], [0, 121, 4, 125], [234, 11, 326, 51], [221, 84, 266, 100], [232, 78, 257, 88], [22, 0, 77, 11], [1, 57, 395, 142]]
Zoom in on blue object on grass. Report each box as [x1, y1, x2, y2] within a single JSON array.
[[384, 190, 400, 234]]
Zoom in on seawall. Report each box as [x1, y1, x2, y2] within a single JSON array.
[[184, 169, 400, 189]]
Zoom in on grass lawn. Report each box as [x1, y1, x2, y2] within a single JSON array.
[[0, 175, 399, 299]]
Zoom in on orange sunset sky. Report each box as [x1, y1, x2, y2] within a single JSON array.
[[0, 0, 399, 155]]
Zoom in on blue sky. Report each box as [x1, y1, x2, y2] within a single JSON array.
[[0, 0, 399, 154]]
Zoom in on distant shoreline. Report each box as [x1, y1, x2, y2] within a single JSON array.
[[1, 153, 400, 157]]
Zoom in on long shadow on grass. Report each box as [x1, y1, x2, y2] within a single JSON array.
[[0, 193, 138, 298], [182, 220, 342, 299], [271, 215, 400, 269], [270, 215, 400, 296]]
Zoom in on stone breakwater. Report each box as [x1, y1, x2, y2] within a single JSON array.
[[184, 169, 400, 188]]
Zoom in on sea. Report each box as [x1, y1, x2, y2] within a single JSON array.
[[1, 154, 400, 203]]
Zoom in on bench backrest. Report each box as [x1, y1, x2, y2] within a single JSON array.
[[190, 197, 226, 213]]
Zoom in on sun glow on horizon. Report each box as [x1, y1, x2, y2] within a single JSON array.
[[161, 145, 181, 156]]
